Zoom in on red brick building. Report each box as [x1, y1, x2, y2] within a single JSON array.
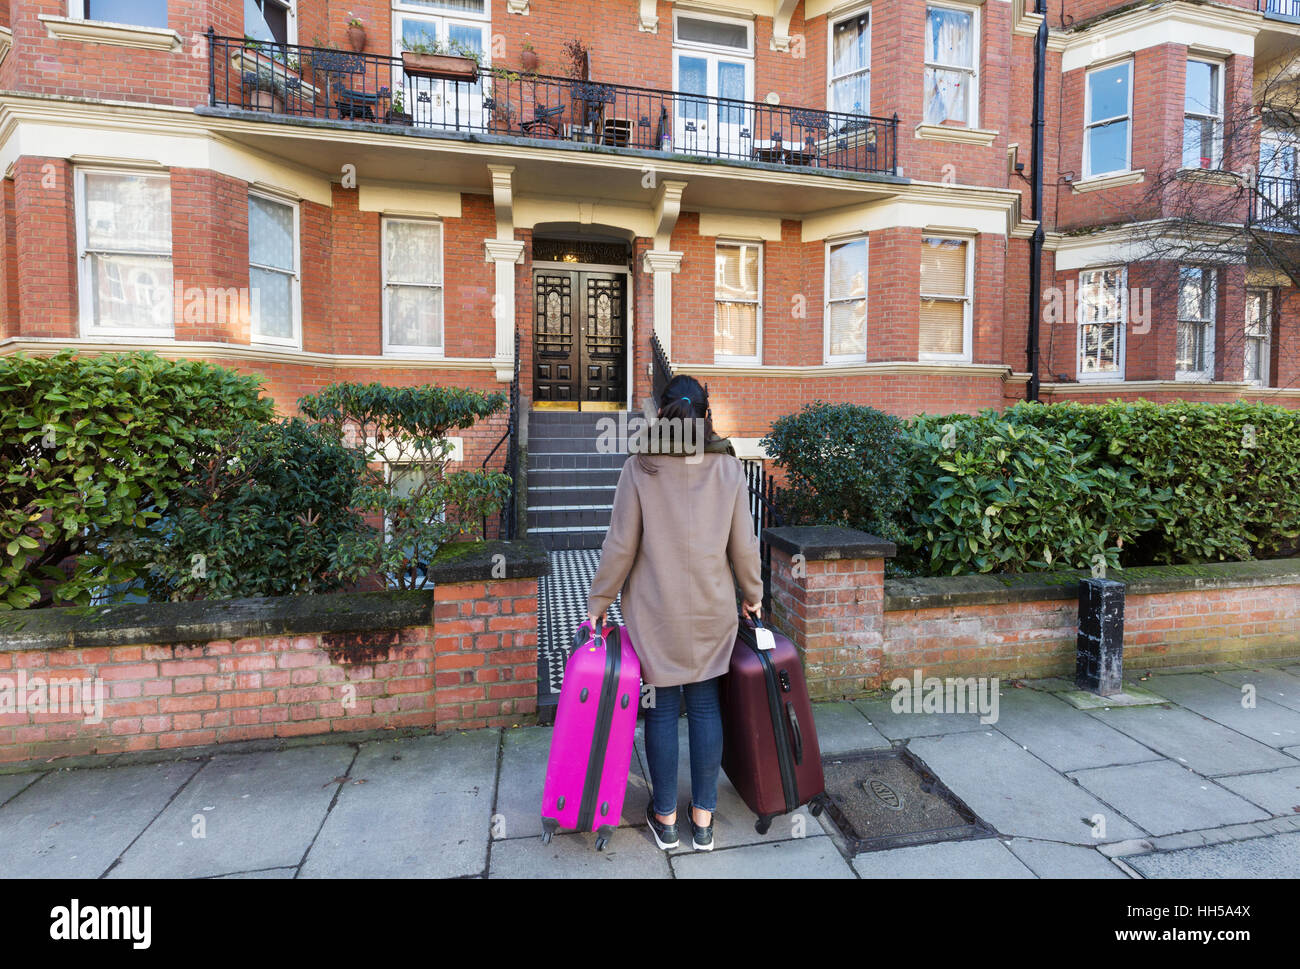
[[0, 0, 1297, 473]]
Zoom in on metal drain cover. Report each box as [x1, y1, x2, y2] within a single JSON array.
[[822, 748, 996, 855]]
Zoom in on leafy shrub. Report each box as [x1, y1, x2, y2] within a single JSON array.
[[299, 382, 512, 589], [0, 351, 273, 609], [759, 400, 909, 544], [902, 410, 1153, 575], [138, 419, 374, 600]]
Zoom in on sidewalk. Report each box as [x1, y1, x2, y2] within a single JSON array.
[[1, 659, 1298, 878]]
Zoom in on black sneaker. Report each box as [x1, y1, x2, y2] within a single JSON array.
[[645, 800, 680, 850], [688, 807, 715, 851]]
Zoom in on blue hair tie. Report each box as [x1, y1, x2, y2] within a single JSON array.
[[681, 396, 691, 405]]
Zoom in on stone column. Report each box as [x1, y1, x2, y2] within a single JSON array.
[[641, 249, 682, 358], [764, 526, 896, 699]]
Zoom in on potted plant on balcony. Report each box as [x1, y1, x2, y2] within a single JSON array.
[[346, 13, 366, 52], [401, 38, 481, 82], [384, 87, 413, 126], [520, 38, 539, 72]]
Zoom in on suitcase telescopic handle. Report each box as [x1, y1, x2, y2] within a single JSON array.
[[786, 702, 804, 765]]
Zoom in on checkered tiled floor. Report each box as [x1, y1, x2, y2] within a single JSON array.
[[537, 549, 622, 697]]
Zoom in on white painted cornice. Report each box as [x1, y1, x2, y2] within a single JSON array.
[[1059, 1, 1261, 73]]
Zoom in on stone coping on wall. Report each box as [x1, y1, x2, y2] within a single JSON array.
[[763, 525, 897, 561], [0, 539, 549, 652], [884, 559, 1300, 612]]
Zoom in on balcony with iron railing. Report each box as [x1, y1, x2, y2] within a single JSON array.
[[1260, 0, 1300, 22], [1249, 174, 1299, 231], [206, 33, 899, 178]]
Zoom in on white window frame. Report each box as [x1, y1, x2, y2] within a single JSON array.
[[672, 9, 754, 56], [1182, 57, 1225, 171], [713, 239, 763, 366], [245, 0, 297, 46], [247, 190, 301, 349], [824, 234, 869, 363], [918, 234, 974, 363], [923, 1, 980, 128], [382, 215, 446, 357], [1244, 287, 1273, 387], [69, 1, 168, 27], [827, 5, 871, 116], [1075, 265, 1127, 382], [75, 167, 174, 339], [1175, 265, 1216, 381], [1083, 59, 1134, 178]]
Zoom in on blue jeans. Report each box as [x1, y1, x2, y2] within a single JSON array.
[[644, 677, 723, 816]]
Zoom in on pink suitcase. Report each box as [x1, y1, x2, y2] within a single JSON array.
[[541, 620, 641, 850]]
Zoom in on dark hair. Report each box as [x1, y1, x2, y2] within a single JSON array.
[[659, 374, 714, 440]]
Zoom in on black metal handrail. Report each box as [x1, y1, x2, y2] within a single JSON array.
[[482, 328, 521, 540], [208, 32, 900, 176], [743, 459, 785, 616], [650, 330, 673, 403], [1249, 174, 1299, 232]]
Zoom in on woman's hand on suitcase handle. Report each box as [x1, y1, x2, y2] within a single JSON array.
[[742, 601, 763, 623], [586, 612, 606, 635]]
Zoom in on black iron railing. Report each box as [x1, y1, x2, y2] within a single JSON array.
[[482, 329, 521, 540], [1260, 0, 1300, 20], [743, 459, 785, 616], [650, 330, 673, 403], [1250, 174, 1299, 232], [208, 32, 900, 176]]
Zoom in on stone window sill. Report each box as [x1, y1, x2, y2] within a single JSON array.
[[914, 123, 998, 147], [38, 15, 182, 52], [1071, 170, 1145, 194]]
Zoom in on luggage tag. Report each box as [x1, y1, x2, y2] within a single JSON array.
[[751, 618, 775, 651]]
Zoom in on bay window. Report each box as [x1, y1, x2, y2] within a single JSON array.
[[77, 2, 167, 27], [76, 169, 173, 336], [1076, 267, 1125, 380], [919, 236, 972, 360], [383, 217, 444, 354], [923, 4, 977, 127], [1244, 288, 1273, 386], [826, 236, 868, 361], [1183, 59, 1223, 170], [1176, 266, 1216, 380], [714, 241, 762, 362], [1084, 61, 1132, 177], [829, 9, 870, 116], [248, 193, 300, 346]]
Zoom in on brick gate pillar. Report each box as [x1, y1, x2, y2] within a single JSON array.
[[763, 526, 896, 700]]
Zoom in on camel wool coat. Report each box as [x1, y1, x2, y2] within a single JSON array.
[[586, 444, 764, 687]]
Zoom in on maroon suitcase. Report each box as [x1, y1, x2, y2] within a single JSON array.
[[719, 616, 827, 833]]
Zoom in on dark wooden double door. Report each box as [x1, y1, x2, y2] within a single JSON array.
[[533, 270, 626, 409]]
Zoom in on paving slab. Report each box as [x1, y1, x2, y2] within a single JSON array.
[[489, 829, 671, 878], [1124, 831, 1300, 878], [852, 695, 989, 740], [673, 835, 855, 878], [110, 746, 355, 878], [812, 701, 890, 754], [0, 761, 200, 878], [1214, 766, 1300, 817], [1208, 667, 1300, 714], [299, 731, 499, 879], [495, 724, 649, 841], [992, 688, 1161, 772], [212, 867, 297, 879], [1070, 760, 1269, 836], [851, 837, 1034, 879], [635, 719, 821, 854], [1005, 838, 1130, 878], [907, 730, 1146, 844], [0, 771, 43, 806], [1136, 673, 1300, 749], [1056, 684, 1168, 709], [1286, 746, 1300, 760], [1089, 705, 1296, 776]]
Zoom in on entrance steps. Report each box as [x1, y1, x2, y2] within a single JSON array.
[[525, 410, 629, 550]]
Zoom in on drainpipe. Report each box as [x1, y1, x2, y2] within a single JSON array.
[[1027, 5, 1048, 402]]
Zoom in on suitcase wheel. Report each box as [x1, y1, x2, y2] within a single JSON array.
[[541, 830, 553, 845], [754, 816, 772, 835], [541, 817, 558, 845], [810, 796, 825, 818], [595, 836, 609, 852]]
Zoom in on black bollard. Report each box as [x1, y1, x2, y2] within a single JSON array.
[[1076, 577, 1125, 696]]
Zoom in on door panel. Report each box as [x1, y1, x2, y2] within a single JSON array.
[[533, 270, 626, 409]]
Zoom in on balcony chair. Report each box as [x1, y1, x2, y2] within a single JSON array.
[[311, 49, 380, 121]]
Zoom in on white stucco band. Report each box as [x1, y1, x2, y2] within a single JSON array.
[[800, 187, 1013, 242]]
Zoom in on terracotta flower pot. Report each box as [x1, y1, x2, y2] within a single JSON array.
[[521, 49, 539, 71], [346, 25, 366, 52]]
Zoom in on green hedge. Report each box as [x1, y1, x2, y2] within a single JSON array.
[[765, 398, 1300, 577]]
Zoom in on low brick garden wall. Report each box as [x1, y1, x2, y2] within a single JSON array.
[[0, 540, 547, 766], [883, 560, 1300, 684]]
